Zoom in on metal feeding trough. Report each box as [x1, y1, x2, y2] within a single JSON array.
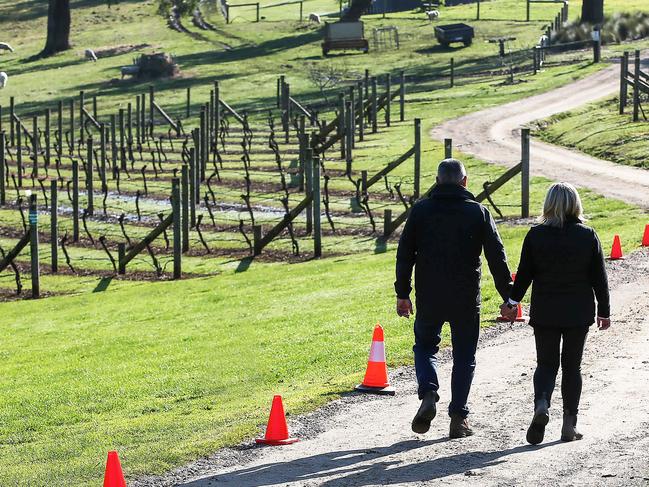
[[434, 23, 475, 47]]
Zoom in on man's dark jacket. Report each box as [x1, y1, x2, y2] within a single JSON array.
[[395, 184, 513, 320], [510, 219, 610, 327]]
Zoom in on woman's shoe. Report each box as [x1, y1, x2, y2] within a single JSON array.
[[526, 398, 550, 445], [561, 414, 583, 441]]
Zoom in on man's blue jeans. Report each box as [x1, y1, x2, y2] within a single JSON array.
[[413, 312, 480, 418]]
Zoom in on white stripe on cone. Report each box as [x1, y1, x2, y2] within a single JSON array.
[[368, 340, 386, 363]]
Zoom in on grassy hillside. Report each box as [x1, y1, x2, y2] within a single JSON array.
[[535, 96, 649, 169], [1, 0, 649, 485]]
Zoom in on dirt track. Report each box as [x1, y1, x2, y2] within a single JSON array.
[[135, 63, 649, 487], [432, 61, 649, 209], [137, 249, 649, 487]]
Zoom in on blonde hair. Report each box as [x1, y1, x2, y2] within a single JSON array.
[[542, 182, 584, 228]]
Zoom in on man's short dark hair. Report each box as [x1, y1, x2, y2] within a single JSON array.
[[437, 158, 467, 185]]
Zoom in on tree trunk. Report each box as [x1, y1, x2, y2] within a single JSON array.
[[581, 0, 604, 25], [41, 0, 71, 57]]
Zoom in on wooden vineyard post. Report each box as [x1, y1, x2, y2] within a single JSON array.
[[50, 179, 58, 273], [385, 73, 391, 127], [444, 138, 452, 159], [119, 109, 126, 171], [476, 0, 480, 20], [16, 119, 22, 187], [371, 77, 378, 133], [348, 86, 355, 149], [413, 118, 421, 200], [140, 94, 146, 142], [305, 148, 313, 234], [9, 96, 14, 146], [189, 147, 197, 227], [44, 109, 51, 170], [100, 124, 107, 191], [338, 93, 345, 160], [0, 133, 5, 205], [200, 108, 207, 181], [186, 86, 191, 119], [358, 82, 364, 142], [110, 114, 117, 177], [149, 86, 155, 136], [32, 116, 39, 178], [526, 0, 530, 22], [215, 81, 220, 144], [136, 95, 141, 144], [127, 103, 133, 145], [383, 209, 392, 237], [79, 91, 85, 148], [633, 50, 640, 122], [345, 100, 353, 170], [253, 225, 262, 256], [450, 58, 455, 88], [86, 136, 94, 216], [93, 95, 98, 120], [29, 194, 40, 298], [283, 82, 291, 143], [57, 101, 63, 159], [521, 128, 530, 218], [172, 177, 181, 279], [399, 71, 405, 122], [312, 154, 322, 257], [118, 243, 125, 274], [620, 51, 629, 114], [181, 165, 190, 252], [69, 98, 75, 153], [72, 160, 80, 241]]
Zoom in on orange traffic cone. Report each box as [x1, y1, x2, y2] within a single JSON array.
[[255, 395, 299, 446], [642, 225, 649, 247], [497, 273, 526, 323], [355, 324, 395, 395], [609, 235, 624, 260], [103, 451, 127, 487]]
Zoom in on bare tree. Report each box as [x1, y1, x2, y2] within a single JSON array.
[[306, 64, 347, 104], [41, 0, 71, 57]]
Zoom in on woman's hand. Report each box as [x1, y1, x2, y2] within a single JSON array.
[[597, 317, 611, 330]]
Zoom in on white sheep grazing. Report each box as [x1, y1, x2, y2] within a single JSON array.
[[308, 13, 321, 24], [426, 10, 439, 21], [85, 49, 98, 62], [0, 42, 14, 53], [538, 34, 549, 47], [0, 72, 8, 89]]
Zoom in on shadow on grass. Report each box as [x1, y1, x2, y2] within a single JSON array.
[[235, 256, 254, 273], [180, 439, 561, 486], [93, 276, 113, 292]]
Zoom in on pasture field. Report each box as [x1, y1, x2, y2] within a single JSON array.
[[1, 0, 648, 484]]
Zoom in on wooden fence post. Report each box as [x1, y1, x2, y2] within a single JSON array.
[[9, 97, 14, 146], [32, 116, 39, 178], [93, 95, 98, 120], [50, 179, 58, 273], [215, 81, 221, 146], [305, 148, 313, 234], [357, 82, 364, 141], [79, 91, 85, 148], [200, 108, 207, 182], [413, 118, 421, 199], [136, 95, 141, 144], [186, 86, 191, 119], [476, 0, 480, 20], [127, 102, 133, 144], [181, 164, 190, 252], [118, 243, 125, 274], [69, 98, 75, 153], [345, 100, 353, 169], [72, 160, 80, 242], [57, 101, 63, 159], [526, 0, 530, 21], [172, 177, 181, 279], [44, 109, 51, 170], [0, 133, 5, 205], [338, 93, 346, 160], [16, 119, 22, 187], [521, 128, 530, 218], [620, 51, 629, 114], [349, 86, 356, 149], [371, 77, 378, 133], [385, 73, 391, 127], [633, 50, 640, 122], [383, 209, 392, 237], [86, 136, 94, 216], [399, 71, 406, 122], [149, 86, 155, 136], [100, 124, 107, 191], [189, 147, 196, 227], [312, 154, 322, 257], [256, 2, 260, 22], [119, 109, 126, 171], [29, 194, 40, 298], [444, 138, 452, 159], [450, 58, 455, 88], [110, 114, 117, 176]]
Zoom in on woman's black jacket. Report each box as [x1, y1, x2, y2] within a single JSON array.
[[510, 219, 610, 327]]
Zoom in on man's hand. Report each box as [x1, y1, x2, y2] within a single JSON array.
[[397, 298, 413, 318], [597, 317, 611, 330], [499, 302, 518, 322]]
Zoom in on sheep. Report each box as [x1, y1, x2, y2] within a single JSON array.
[[120, 65, 140, 79], [0, 72, 8, 89], [538, 34, 549, 47], [85, 49, 98, 62], [0, 42, 14, 53], [426, 10, 439, 21], [308, 13, 321, 24]]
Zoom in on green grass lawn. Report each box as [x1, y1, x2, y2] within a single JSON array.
[[535, 96, 649, 169], [1, 0, 649, 484]]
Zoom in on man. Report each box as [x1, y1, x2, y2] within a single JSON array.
[[395, 159, 513, 438]]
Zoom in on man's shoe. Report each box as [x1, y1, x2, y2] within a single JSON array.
[[411, 391, 437, 434], [526, 398, 550, 445], [560, 414, 583, 442], [449, 414, 474, 438]]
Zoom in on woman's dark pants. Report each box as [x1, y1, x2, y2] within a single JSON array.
[[533, 325, 589, 415]]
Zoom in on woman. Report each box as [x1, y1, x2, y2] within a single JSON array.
[[500, 182, 611, 445]]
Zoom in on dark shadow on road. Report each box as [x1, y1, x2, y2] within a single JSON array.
[[179, 438, 560, 486]]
